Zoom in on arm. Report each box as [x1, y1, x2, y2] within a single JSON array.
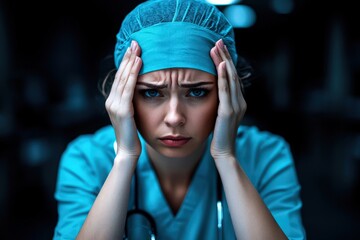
[[210, 39, 287, 240], [215, 156, 287, 240], [76, 40, 142, 239], [76, 156, 136, 240]]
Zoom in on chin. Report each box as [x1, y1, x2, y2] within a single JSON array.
[[156, 146, 197, 159]]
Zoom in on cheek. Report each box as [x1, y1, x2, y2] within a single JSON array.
[[133, 99, 161, 134], [133, 99, 147, 132], [190, 96, 218, 132], [203, 92, 218, 119]]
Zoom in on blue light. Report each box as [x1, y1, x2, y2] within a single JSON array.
[[206, 0, 241, 6], [271, 0, 295, 14], [223, 5, 256, 28]]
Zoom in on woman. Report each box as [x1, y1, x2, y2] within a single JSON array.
[[53, 0, 306, 239]]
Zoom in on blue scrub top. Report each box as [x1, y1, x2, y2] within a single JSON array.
[[53, 125, 306, 239]]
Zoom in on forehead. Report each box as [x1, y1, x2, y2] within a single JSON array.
[[137, 68, 216, 84]]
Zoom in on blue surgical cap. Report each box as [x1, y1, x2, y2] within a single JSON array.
[[114, 0, 238, 76]]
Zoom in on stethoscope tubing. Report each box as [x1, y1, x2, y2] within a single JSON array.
[[124, 168, 223, 239]]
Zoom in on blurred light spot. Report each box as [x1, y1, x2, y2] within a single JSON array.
[[21, 138, 51, 166], [223, 5, 256, 28], [64, 77, 88, 110], [271, 0, 294, 14], [206, 0, 241, 5]]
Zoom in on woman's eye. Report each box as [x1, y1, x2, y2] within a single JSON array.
[[142, 89, 161, 98], [188, 88, 208, 97]]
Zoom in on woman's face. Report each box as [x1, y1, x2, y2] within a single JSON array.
[[133, 68, 218, 158]]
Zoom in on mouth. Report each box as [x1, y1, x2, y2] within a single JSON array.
[[158, 135, 192, 147]]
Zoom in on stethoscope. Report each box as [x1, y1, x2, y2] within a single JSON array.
[[123, 167, 224, 240]]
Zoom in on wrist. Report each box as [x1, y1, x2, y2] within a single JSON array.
[[213, 153, 236, 163], [213, 154, 238, 170], [211, 148, 235, 161], [113, 154, 139, 172]]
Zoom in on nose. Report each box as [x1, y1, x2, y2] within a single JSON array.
[[164, 97, 186, 127]]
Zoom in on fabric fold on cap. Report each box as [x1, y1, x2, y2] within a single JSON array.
[[131, 22, 230, 75], [113, 0, 238, 76]]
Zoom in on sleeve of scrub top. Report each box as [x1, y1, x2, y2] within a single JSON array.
[[254, 132, 306, 240], [53, 135, 101, 240]]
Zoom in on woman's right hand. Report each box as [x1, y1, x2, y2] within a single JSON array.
[[105, 40, 143, 162]]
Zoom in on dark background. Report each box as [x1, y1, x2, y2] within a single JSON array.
[[1, 0, 359, 239]]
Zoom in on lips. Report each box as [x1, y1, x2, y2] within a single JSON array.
[[158, 135, 192, 147]]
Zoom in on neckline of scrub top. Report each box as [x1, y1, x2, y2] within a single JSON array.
[[136, 133, 216, 223]]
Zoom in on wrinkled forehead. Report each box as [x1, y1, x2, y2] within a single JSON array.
[[137, 68, 216, 85]]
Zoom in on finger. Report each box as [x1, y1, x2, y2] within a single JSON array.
[[216, 40, 247, 119], [132, 40, 142, 57], [217, 61, 233, 116], [110, 40, 142, 101], [117, 40, 140, 78], [122, 56, 142, 104], [107, 46, 132, 103], [210, 46, 223, 71], [117, 41, 139, 96], [215, 40, 240, 113], [106, 41, 142, 111], [122, 40, 142, 101], [215, 39, 236, 70]]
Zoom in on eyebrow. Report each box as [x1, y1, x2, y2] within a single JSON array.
[[136, 81, 214, 89]]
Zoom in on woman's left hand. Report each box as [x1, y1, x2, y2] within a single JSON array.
[[209, 39, 247, 159]]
